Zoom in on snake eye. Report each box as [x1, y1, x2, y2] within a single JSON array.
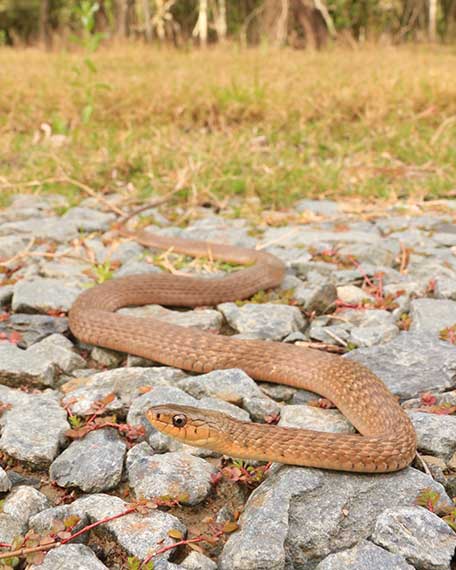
[[172, 414, 187, 428]]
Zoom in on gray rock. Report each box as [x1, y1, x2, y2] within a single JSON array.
[[28, 333, 86, 373], [90, 346, 124, 367], [410, 298, 456, 335], [0, 313, 69, 348], [0, 235, 28, 258], [337, 285, 374, 305], [333, 308, 394, 327], [219, 466, 451, 570], [435, 277, 456, 300], [0, 466, 11, 493], [127, 445, 217, 505], [2, 485, 50, 528], [115, 260, 161, 277], [338, 240, 399, 267], [0, 217, 80, 242], [71, 493, 186, 561], [110, 240, 145, 264], [0, 388, 69, 465], [0, 285, 13, 306], [309, 324, 351, 345], [349, 323, 399, 347], [62, 366, 187, 416], [62, 207, 116, 232], [50, 428, 127, 492], [279, 404, 355, 433], [12, 278, 81, 313], [178, 369, 279, 421], [305, 283, 338, 314], [218, 302, 305, 341], [181, 551, 218, 570], [0, 512, 24, 543], [199, 396, 251, 421], [315, 540, 414, 570], [120, 304, 223, 332], [409, 412, 456, 460], [347, 332, 456, 399], [372, 506, 456, 570], [0, 343, 57, 387], [29, 504, 89, 542], [295, 200, 344, 217], [261, 228, 380, 249], [29, 544, 109, 570]]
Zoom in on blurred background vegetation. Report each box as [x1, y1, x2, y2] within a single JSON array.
[[0, 2, 455, 210], [1, 0, 455, 49]]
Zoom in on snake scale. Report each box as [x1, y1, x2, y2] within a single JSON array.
[[69, 227, 416, 473]]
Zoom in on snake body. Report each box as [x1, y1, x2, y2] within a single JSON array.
[[69, 228, 416, 473]]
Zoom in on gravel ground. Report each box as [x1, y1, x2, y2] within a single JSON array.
[[0, 194, 455, 569]]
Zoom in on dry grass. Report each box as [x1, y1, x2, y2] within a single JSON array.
[[1, 43, 456, 210]]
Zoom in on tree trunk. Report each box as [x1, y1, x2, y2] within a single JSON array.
[[428, 0, 438, 40], [116, 0, 129, 37], [194, 0, 208, 46], [143, 0, 153, 41], [39, 0, 52, 50], [214, 0, 227, 41]]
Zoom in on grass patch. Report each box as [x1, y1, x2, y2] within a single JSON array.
[[1, 44, 456, 209]]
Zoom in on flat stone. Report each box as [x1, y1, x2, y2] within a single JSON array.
[[2, 485, 50, 528], [295, 200, 344, 217], [115, 260, 161, 277], [90, 346, 124, 367], [120, 304, 223, 332], [0, 387, 69, 466], [27, 333, 86, 373], [12, 278, 81, 313], [218, 302, 305, 340], [0, 466, 11, 493], [409, 412, 456, 460], [261, 228, 380, 249], [410, 298, 456, 335], [50, 428, 127, 492], [71, 493, 186, 561], [309, 323, 351, 345], [219, 465, 451, 570], [62, 367, 187, 416], [338, 240, 399, 267], [346, 332, 456, 399], [178, 368, 279, 421], [62, 207, 116, 232], [181, 551, 218, 570], [435, 277, 456, 300], [0, 217, 80, 242], [315, 540, 414, 570], [0, 343, 57, 387], [127, 445, 217, 505], [29, 504, 89, 542], [0, 235, 28, 259], [337, 285, 374, 305], [332, 308, 394, 327], [279, 404, 355, 433], [0, 313, 69, 348], [372, 506, 456, 570], [0, 513, 24, 544], [29, 543, 110, 569], [349, 323, 399, 348], [39, 259, 91, 285]]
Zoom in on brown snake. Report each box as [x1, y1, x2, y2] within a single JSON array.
[[68, 228, 416, 473]]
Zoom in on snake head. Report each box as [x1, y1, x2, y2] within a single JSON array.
[[146, 404, 226, 450]]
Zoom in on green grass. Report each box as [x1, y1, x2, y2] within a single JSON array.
[[1, 44, 456, 212]]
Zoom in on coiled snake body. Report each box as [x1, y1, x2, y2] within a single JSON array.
[[69, 229, 416, 473]]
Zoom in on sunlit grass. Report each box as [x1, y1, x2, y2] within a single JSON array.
[[0, 44, 455, 210]]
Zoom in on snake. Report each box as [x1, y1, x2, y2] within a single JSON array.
[[68, 226, 416, 473]]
